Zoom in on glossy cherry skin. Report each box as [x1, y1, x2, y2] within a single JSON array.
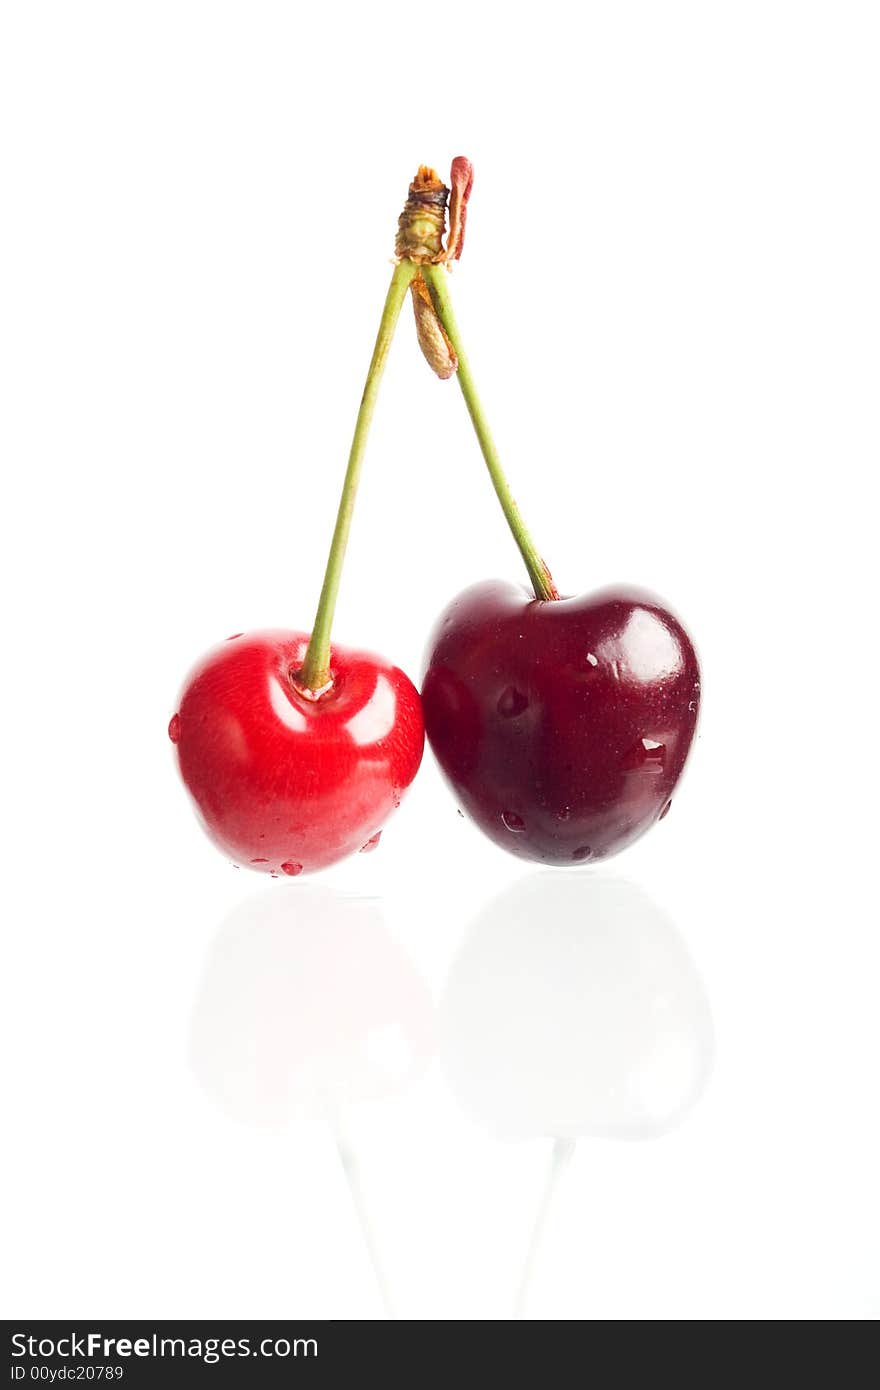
[[170, 631, 424, 874], [422, 581, 700, 865]]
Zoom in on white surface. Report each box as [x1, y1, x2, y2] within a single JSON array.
[[1, 1, 878, 1320]]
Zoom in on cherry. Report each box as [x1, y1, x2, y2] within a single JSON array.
[[191, 886, 434, 1314], [169, 172, 439, 876], [191, 885, 433, 1122], [439, 875, 712, 1139], [415, 169, 700, 864], [423, 581, 698, 863], [171, 631, 423, 874]]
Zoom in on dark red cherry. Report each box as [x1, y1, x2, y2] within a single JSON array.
[[422, 581, 700, 864], [170, 630, 424, 874]]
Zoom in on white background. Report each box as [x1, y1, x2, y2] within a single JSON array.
[[2, 1, 878, 1320]]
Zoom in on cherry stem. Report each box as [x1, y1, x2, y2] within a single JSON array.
[[421, 262, 559, 602], [514, 1137, 576, 1318], [298, 258, 418, 691], [334, 1131, 395, 1318]]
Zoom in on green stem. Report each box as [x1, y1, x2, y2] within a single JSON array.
[[422, 262, 559, 602], [298, 258, 417, 692]]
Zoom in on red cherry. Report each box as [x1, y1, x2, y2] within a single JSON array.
[[170, 630, 424, 874], [422, 581, 700, 864]]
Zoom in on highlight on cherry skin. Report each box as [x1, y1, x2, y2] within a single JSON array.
[[421, 580, 700, 866], [169, 630, 424, 875]]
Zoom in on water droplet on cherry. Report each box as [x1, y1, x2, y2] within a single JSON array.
[[497, 686, 528, 718], [501, 810, 525, 833], [360, 832, 382, 853], [250, 858, 269, 864], [572, 845, 592, 860], [280, 860, 303, 876], [167, 713, 181, 743], [623, 737, 667, 771], [558, 807, 571, 821], [586, 652, 598, 667]]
